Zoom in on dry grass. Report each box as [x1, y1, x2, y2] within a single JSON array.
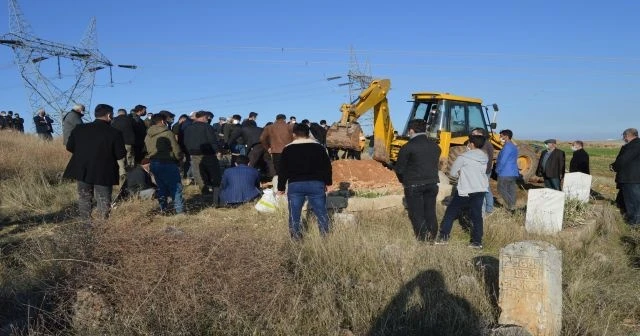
[[1, 132, 639, 335]]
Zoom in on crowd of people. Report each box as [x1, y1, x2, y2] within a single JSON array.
[[60, 103, 336, 237], [0, 110, 25, 132], [394, 122, 639, 249], [54, 102, 640, 240]]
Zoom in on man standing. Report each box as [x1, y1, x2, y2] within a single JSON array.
[[611, 128, 640, 227], [536, 139, 565, 190], [145, 113, 184, 214], [111, 108, 136, 180], [63, 104, 126, 222], [131, 105, 148, 164], [495, 129, 519, 211], [33, 109, 54, 140], [569, 140, 590, 174], [12, 113, 24, 132], [62, 104, 85, 146], [436, 135, 488, 248], [260, 114, 293, 176], [241, 111, 258, 127], [220, 155, 261, 206], [278, 123, 332, 240], [184, 111, 222, 203], [394, 119, 441, 242], [471, 128, 494, 214]]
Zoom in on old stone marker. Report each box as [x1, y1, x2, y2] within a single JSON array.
[[525, 188, 565, 234], [499, 241, 562, 336], [562, 172, 592, 203]]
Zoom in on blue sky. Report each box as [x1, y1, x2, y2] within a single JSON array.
[[1, 0, 638, 140]]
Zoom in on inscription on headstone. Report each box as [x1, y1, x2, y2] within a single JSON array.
[[525, 188, 565, 234], [563, 172, 592, 203], [499, 241, 562, 336]]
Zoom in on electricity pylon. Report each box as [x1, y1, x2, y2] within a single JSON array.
[[0, 0, 136, 131]]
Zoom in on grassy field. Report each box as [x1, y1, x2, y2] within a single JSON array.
[[1, 131, 639, 335]]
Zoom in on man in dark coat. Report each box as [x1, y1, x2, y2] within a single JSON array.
[[611, 128, 640, 226], [0, 111, 7, 129], [184, 111, 222, 203], [569, 140, 590, 174], [395, 119, 442, 241], [62, 104, 85, 146], [33, 109, 54, 140], [111, 108, 137, 179], [536, 139, 566, 190], [131, 105, 148, 164], [63, 104, 126, 222], [13, 113, 24, 132]]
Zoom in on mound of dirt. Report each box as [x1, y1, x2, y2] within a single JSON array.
[[331, 160, 402, 191]]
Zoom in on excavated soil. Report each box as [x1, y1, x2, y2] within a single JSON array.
[[331, 160, 402, 192]]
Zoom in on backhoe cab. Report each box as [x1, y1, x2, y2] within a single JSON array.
[[325, 79, 539, 182]]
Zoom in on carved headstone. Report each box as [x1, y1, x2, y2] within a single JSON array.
[[499, 241, 562, 336], [525, 189, 565, 234], [562, 172, 592, 203]]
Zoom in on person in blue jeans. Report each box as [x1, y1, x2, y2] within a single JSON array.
[[145, 113, 184, 214], [495, 129, 519, 211], [277, 123, 332, 240], [436, 135, 489, 248], [471, 128, 494, 214]]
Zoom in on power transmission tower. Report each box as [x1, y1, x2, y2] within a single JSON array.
[[338, 46, 374, 131], [0, 0, 136, 132]]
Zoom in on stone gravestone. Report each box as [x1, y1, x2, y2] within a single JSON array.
[[499, 241, 562, 336], [562, 172, 592, 203], [525, 189, 565, 234]]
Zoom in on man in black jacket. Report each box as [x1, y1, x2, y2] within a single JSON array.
[[395, 119, 441, 241], [612, 128, 640, 226], [12, 113, 24, 132], [63, 104, 126, 222], [111, 108, 136, 179], [277, 123, 332, 240], [184, 111, 222, 202], [131, 105, 148, 164], [33, 109, 54, 140], [569, 140, 590, 174], [536, 139, 566, 190]]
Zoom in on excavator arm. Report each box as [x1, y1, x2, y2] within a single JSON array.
[[326, 79, 395, 164]]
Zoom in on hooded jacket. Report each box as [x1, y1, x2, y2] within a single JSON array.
[[144, 124, 182, 163], [450, 148, 489, 196]]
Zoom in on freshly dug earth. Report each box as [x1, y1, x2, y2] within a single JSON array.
[[331, 160, 402, 191]]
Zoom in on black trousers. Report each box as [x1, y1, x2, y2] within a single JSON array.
[[403, 183, 439, 241], [272, 153, 282, 176]]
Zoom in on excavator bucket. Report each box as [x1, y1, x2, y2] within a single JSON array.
[[326, 122, 363, 150]]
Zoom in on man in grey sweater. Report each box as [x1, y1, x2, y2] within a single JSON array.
[[435, 135, 489, 248]]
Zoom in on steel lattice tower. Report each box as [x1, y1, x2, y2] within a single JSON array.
[[0, 0, 135, 131]]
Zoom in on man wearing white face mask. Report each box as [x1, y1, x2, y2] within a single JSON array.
[[495, 129, 519, 211], [569, 140, 590, 174]]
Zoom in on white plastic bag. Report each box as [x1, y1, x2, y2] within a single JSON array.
[[255, 189, 278, 213]]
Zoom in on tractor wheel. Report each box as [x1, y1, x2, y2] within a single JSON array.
[[516, 144, 539, 182], [444, 145, 468, 183]]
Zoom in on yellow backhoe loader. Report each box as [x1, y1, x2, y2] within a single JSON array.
[[325, 79, 539, 181]]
